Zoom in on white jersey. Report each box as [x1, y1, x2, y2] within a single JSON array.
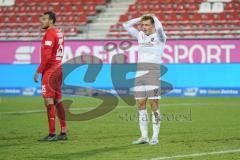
[[123, 17, 166, 64]]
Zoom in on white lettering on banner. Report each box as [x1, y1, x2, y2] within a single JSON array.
[[76, 46, 91, 56], [174, 45, 188, 63], [62, 46, 73, 63], [164, 44, 236, 64], [93, 46, 106, 63], [4, 89, 21, 94], [221, 89, 238, 94], [127, 45, 138, 63], [162, 45, 173, 63], [109, 50, 120, 63], [207, 45, 221, 63], [14, 46, 35, 64], [111, 49, 127, 63], [75, 46, 91, 63], [221, 45, 235, 63], [189, 45, 206, 63], [59, 43, 236, 64], [199, 89, 207, 94], [61, 45, 139, 64]]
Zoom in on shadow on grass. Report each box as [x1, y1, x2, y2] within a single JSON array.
[[35, 144, 143, 160]]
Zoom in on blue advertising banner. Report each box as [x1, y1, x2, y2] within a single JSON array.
[[0, 64, 239, 96]]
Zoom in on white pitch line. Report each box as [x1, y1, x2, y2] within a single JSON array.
[[150, 148, 240, 160], [0, 106, 130, 115], [0, 102, 239, 115], [0, 107, 106, 115]]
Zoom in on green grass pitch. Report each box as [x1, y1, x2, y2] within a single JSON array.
[[0, 96, 240, 160]]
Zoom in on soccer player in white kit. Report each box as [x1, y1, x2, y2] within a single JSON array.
[[123, 14, 166, 145]]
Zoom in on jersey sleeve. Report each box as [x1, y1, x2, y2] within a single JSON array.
[[153, 16, 167, 44], [123, 18, 141, 38], [37, 32, 55, 73]]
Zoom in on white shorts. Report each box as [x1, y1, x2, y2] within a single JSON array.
[[133, 64, 161, 99], [134, 76, 161, 100]]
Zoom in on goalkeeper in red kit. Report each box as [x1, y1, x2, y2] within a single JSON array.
[[34, 12, 67, 141]]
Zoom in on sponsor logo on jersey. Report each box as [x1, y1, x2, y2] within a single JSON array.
[[45, 41, 52, 46]]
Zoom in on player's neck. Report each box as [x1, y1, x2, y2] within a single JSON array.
[[146, 31, 154, 36], [46, 25, 54, 30], [146, 29, 155, 36]]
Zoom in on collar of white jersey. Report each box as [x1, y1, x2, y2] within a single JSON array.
[[141, 31, 156, 37]]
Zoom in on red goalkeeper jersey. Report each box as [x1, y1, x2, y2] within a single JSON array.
[[37, 27, 64, 73]]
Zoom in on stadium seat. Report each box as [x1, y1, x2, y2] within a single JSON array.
[[85, 5, 96, 15], [199, 2, 211, 13], [0, 0, 239, 39], [107, 0, 239, 39], [0, 0, 109, 39], [75, 15, 87, 25], [208, 0, 231, 2], [94, 0, 107, 5], [72, 5, 84, 14], [0, 0, 15, 6], [82, 0, 95, 5], [128, 4, 138, 13], [119, 15, 128, 23], [212, 2, 224, 13], [62, 5, 73, 15], [0, 16, 4, 24]]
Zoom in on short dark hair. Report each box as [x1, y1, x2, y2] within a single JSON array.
[[44, 11, 56, 24], [141, 16, 154, 25]]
